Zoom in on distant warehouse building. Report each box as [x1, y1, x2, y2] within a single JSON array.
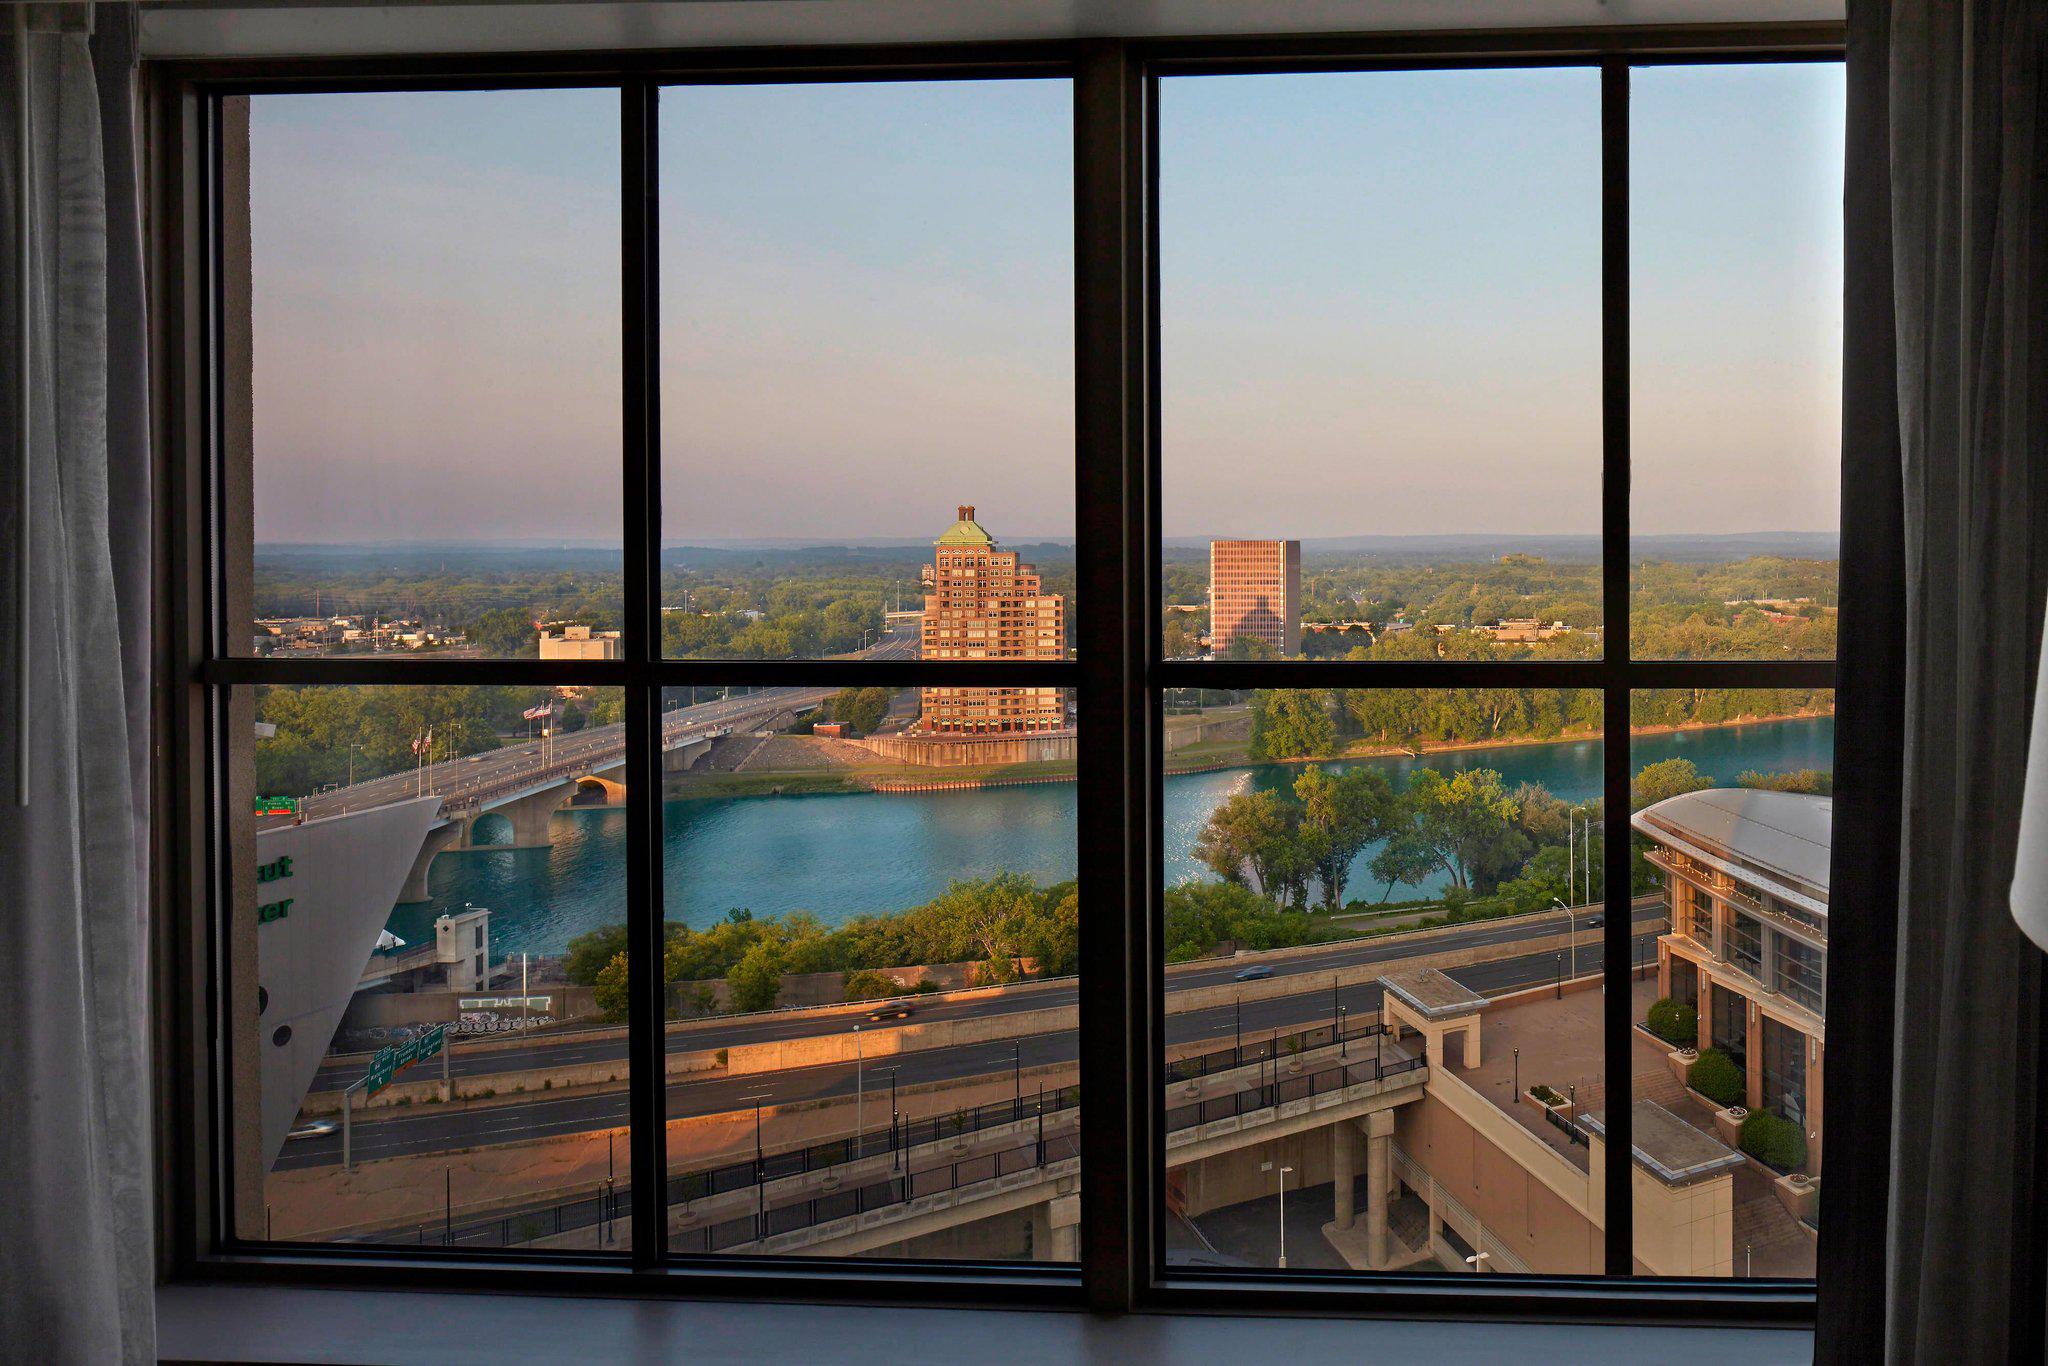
[[538, 623, 622, 661], [1634, 788, 1828, 1175], [1209, 539, 1301, 658]]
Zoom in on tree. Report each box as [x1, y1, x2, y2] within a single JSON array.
[[1222, 634, 1276, 661], [593, 951, 630, 1022], [725, 940, 786, 1013], [1367, 831, 1440, 903], [1247, 689, 1338, 761], [1294, 764, 1399, 911], [1193, 790, 1300, 902], [468, 607, 539, 656], [1632, 757, 1715, 810], [1401, 768, 1528, 893], [1737, 768, 1833, 795], [1161, 881, 1331, 962], [828, 686, 893, 736]]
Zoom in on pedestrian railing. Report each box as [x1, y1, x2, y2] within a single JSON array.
[[363, 1041, 1422, 1252]]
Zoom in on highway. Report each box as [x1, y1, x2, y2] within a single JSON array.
[[311, 898, 1660, 1096], [296, 626, 918, 821], [278, 919, 1661, 1171]]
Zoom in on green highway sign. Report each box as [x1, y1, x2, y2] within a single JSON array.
[[365, 1047, 396, 1096], [364, 1026, 446, 1096]]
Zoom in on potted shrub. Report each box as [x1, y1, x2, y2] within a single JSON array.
[[1738, 1108, 1809, 1172], [1645, 996, 1699, 1048], [1686, 1047, 1744, 1109], [1523, 1083, 1573, 1120]]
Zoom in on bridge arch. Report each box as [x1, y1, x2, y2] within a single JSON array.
[[573, 775, 627, 806], [467, 811, 517, 847]]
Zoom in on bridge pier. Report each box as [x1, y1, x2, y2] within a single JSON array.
[[497, 786, 570, 847], [398, 821, 467, 904]]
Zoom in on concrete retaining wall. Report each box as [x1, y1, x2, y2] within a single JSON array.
[[723, 1004, 1076, 1075]]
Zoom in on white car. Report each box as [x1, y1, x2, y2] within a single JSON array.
[[286, 1118, 339, 1141]]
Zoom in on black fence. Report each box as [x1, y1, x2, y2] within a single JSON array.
[[379, 1038, 1424, 1252], [664, 1083, 1084, 1208], [671, 1132, 1085, 1255], [353, 1179, 627, 1250], [1163, 1016, 1390, 1084], [1544, 1104, 1590, 1148], [1163, 1051, 1423, 1135]]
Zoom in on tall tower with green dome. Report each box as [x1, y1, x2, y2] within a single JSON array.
[[918, 506, 1067, 735]]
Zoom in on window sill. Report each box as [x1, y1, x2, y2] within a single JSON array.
[[159, 1281, 1814, 1364]]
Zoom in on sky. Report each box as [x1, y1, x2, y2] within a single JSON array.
[[248, 64, 1843, 547]]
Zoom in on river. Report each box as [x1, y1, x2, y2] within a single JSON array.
[[386, 713, 1836, 957]]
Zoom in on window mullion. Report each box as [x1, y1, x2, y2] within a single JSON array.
[[1074, 38, 1147, 1311], [1600, 54, 1635, 1274], [622, 75, 667, 1266]]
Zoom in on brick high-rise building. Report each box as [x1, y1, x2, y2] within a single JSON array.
[[1209, 539, 1301, 658], [918, 506, 1066, 735]]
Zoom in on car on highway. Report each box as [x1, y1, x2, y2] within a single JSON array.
[[866, 1002, 917, 1022], [1585, 914, 1605, 929], [285, 1118, 339, 1141], [1233, 965, 1274, 982]]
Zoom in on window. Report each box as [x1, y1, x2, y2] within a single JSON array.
[[164, 30, 1852, 1317]]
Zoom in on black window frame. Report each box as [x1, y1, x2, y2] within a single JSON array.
[[146, 22, 1872, 1328]]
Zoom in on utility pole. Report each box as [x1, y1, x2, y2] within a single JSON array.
[[854, 1025, 864, 1159]]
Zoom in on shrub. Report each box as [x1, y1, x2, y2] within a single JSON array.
[[1645, 996, 1699, 1047], [842, 970, 899, 1002], [1529, 1084, 1565, 1106], [1687, 1048, 1745, 1107], [1738, 1109, 1809, 1171]]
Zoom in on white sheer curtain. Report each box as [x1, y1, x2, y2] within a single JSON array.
[[0, 6, 154, 1362]]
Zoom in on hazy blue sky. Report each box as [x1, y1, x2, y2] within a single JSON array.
[[249, 63, 1843, 546]]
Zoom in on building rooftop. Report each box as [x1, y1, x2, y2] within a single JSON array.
[[1380, 967, 1487, 1021], [936, 505, 996, 547], [1578, 1101, 1746, 1187], [1631, 788, 1831, 908]]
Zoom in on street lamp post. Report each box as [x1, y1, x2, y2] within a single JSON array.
[[854, 1025, 864, 1161], [1277, 1165, 1293, 1269], [1513, 1046, 1520, 1097], [1235, 995, 1243, 1063], [1338, 1005, 1348, 1058], [1553, 897, 1579, 985], [1556, 951, 1565, 999], [1012, 1041, 1023, 1122]]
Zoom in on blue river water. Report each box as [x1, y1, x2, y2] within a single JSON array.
[[388, 714, 1836, 958]]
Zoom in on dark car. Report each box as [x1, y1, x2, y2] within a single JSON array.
[[1585, 914, 1605, 929], [866, 1002, 916, 1022], [1233, 965, 1274, 982]]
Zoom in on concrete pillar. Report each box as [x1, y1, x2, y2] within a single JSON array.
[[1046, 1193, 1080, 1263], [1365, 1110, 1395, 1269], [502, 786, 568, 847], [1331, 1122, 1357, 1231], [398, 819, 466, 904]]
